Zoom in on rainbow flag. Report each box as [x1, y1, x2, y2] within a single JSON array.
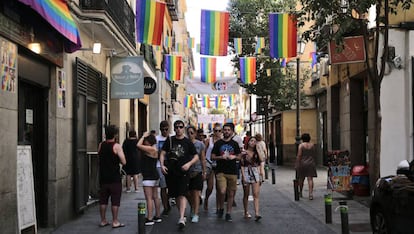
[[234, 38, 242, 54], [228, 94, 234, 106], [255, 37, 265, 54], [184, 95, 193, 108], [202, 95, 210, 108], [215, 96, 222, 108], [269, 13, 297, 58], [200, 10, 229, 56], [164, 36, 173, 48], [136, 0, 165, 46], [310, 52, 317, 68], [175, 42, 183, 52], [200, 57, 217, 83], [239, 57, 256, 84], [188, 37, 195, 49], [165, 55, 182, 81], [18, 0, 82, 52]]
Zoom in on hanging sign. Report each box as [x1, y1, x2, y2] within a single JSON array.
[[144, 77, 156, 95], [110, 56, 144, 99], [329, 36, 366, 65]]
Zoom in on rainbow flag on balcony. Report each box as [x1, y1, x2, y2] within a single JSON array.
[[200, 10, 229, 56], [188, 37, 195, 49], [200, 57, 217, 83], [228, 94, 234, 106], [136, 0, 166, 46], [184, 95, 193, 108], [269, 13, 297, 58], [255, 37, 265, 54], [165, 55, 182, 81], [18, 0, 82, 52], [310, 52, 317, 68], [239, 57, 256, 84]]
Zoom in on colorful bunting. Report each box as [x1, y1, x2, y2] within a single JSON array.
[[234, 38, 242, 54], [215, 96, 222, 108], [228, 94, 234, 106], [164, 36, 173, 48], [269, 13, 297, 58], [200, 10, 229, 56], [200, 57, 217, 83], [255, 37, 265, 54], [239, 57, 256, 84], [188, 37, 195, 49], [184, 95, 193, 108], [165, 55, 182, 81], [136, 0, 166, 46], [202, 95, 210, 108]]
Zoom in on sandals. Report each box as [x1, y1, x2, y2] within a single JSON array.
[[255, 215, 262, 222], [244, 212, 252, 219], [309, 194, 314, 200]]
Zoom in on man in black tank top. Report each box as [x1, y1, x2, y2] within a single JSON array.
[[98, 125, 126, 228]]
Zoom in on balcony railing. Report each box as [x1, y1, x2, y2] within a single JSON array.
[[79, 0, 135, 46]]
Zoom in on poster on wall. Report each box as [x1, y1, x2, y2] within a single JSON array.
[[327, 150, 352, 191], [57, 69, 66, 108], [0, 37, 18, 93]]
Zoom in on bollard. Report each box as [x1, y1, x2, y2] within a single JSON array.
[[324, 194, 332, 224], [138, 202, 146, 233], [293, 179, 299, 201], [339, 201, 349, 234], [265, 164, 269, 180], [271, 168, 275, 184]]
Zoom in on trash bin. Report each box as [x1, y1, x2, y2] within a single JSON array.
[[351, 165, 370, 196]]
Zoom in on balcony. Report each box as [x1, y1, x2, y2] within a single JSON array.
[[78, 0, 135, 47], [166, 0, 179, 21]]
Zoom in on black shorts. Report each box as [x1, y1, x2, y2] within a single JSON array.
[[99, 182, 122, 206], [188, 172, 203, 191], [166, 173, 190, 198]]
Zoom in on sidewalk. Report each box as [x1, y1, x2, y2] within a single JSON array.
[[272, 165, 372, 233], [49, 165, 372, 234]]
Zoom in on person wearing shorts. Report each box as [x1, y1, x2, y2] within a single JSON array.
[[98, 125, 126, 228], [160, 120, 199, 229], [211, 123, 241, 222], [137, 132, 162, 226], [186, 126, 206, 223]]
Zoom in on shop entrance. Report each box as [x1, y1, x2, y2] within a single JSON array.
[[18, 80, 48, 227]]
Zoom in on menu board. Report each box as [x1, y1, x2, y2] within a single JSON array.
[[327, 150, 352, 191], [17, 145, 37, 232]]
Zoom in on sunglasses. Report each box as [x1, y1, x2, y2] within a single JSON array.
[[174, 125, 184, 129], [214, 129, 221, 132], [161, 128, 169, 131]]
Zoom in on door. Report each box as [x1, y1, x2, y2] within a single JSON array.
[[18, 81, 48, 227]]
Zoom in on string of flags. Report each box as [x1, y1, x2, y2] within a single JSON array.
[[183, 94, 237, 109]]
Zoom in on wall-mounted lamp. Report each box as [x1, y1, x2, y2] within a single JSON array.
[[387, 46, 403, 69], [28, 42, 41, 54], [92, 42, 101, 54]]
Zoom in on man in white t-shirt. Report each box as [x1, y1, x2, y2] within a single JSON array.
[[156, 120, 171, 216]]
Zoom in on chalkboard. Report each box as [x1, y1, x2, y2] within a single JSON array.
[[16, 145, 37, 232]]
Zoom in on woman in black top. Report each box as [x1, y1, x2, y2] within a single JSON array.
[[137, 132, 161, 225], [122, 130, 140, 192]]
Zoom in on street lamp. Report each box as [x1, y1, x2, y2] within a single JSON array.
[[294, 36, 306, 201]]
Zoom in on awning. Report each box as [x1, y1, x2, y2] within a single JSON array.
[[18, 0, 82, 53]]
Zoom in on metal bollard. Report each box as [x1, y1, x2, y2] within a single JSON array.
[[293, 179, 299, 201], [324, 194, 332, 224], [265, 164, 269, 180], [271, 168, 275, 184], [339, 201, 349, 234], [138, 202, 146, 233]]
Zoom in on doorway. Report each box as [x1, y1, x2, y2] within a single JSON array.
[[18, 81, 48, 227]]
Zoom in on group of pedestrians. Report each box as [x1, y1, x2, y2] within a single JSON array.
[[96, 122, 317, 230]]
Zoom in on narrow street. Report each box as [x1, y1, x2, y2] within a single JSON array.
[[50, 166, 371, 234]]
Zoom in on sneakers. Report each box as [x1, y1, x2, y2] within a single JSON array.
[[217, 209, 224, 218], [225, 213, 233, 222], [177, 217, 186, 229], [153, 216, 162, 223], [191, 215, 199, 223], [145, 218, 154, 226], [125, 189, 131, 193], [170, 198, 176, 206]]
